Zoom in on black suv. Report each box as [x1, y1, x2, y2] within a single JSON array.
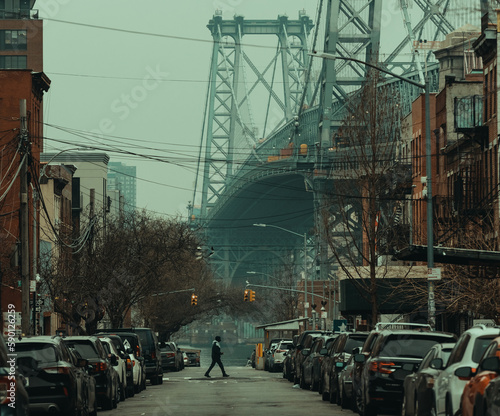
[[97, 328, 163, 385], [291, 330, 331, 384], [355, 323, 456, 415], [15, 335, 88, 415], [64, 336, 119, 410], [321, 331, 369, 403]]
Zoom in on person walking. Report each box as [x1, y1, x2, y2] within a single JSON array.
[[204, 336, 229, 378]]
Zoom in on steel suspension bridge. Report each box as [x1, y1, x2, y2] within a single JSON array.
[[189, 0, 480, 287]]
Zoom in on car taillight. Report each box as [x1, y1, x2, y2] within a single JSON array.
[[369, 361, 396, 374], [63, 387, 69, 397], [276, 349, 286, 353], [166, 352, 175, 358], [94, 362, 108, 372], [152, 352, 156, 359], [126, 358, 132, 370], [44, 366, 72, 375]]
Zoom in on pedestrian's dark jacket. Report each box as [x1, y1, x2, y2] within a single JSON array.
[[211, 339, 222, 360]]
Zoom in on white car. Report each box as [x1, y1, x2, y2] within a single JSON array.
[[99, 336, 128, 402], [433, 325, 500, 415], [271, 340, 293, 372]]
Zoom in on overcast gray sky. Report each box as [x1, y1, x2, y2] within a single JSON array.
[[36, 0, 476, 218]]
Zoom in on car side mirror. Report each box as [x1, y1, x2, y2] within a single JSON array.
[[76, 358, 88, 368], [455, 366, 474, 380], [109, 354, 118, 366], [480, 356, 500, 372], [352, 347, 361, 355], [430, 358, 443, 370], [354, 354, 365, 363]]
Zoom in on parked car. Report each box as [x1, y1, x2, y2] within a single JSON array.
[[355, 324, 456, 415], [64, 336, 120, 410], [264, 339, 283, 371], [301, 335, 336, 391], [401, 342, 455, 416], [182, 348, 201, 367], [322, 331, 369, 404], [458, 335, 500, 416], [269, 340, 293, 372], [160, 341, 183, 371], [95, 330, 146, 393], [66, 347, 98, 416], [15, 335, 88, 415], [97, 333, 135, 398], [432, 324, 500, 416], [267, 339, 292, 372], [98, 328, 163, 385], [1, 333, 29, 415], [292, 331, 331, 384], [99, 336, 128, 401], [482, 371, 500, 415], [337, 353, 356, 410]]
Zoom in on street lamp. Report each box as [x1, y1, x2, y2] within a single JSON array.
[[310, 52, 435, 329], [253, 223, 309, 324]]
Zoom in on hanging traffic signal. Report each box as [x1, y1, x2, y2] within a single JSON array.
[[244, 289, 249, 302], [249, 290, 255, 302], [191, 293, 198, 306]]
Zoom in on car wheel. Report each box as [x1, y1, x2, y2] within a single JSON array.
[[151, 375, 159, 385], [120, 382, 126, 401], [158, 373, 163, 385], [402, 394, 407, 416], [102, 394, 114, 411], [340, 382, 351, 409], [311, 370, 318, 391], [446, 397, 454, 416], [89, 396, 98, 416], [322, 389, 330, 401], [329, 377, 336, 404]]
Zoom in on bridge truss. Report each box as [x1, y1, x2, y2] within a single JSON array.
[[193, 0, 480, 286]]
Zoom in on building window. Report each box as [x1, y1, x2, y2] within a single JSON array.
[[0, 55, 27, 68], [0, 30, 27, 50]]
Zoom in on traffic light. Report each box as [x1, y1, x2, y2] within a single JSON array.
[[249, 290, 255, 302], [244, 289, 249, 302], [191, 293, 198, 306]]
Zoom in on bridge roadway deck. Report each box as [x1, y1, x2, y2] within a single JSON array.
[[106, 365, 396, 416]]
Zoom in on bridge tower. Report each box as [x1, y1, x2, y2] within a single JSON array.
[[200, 11, 314, 219], [314, 0, 477, 281]]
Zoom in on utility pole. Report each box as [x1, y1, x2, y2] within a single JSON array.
[[20, 99, 30, 335]]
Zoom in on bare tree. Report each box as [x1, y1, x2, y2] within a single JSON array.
[[322, 70, 412, 327]]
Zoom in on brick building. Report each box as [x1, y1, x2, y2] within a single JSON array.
[[0, 1, 48, 335]]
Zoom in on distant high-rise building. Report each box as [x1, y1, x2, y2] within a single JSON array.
[[108, 162, 137, 214]]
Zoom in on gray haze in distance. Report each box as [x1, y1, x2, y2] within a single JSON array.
[[36, 0, 472, 217]]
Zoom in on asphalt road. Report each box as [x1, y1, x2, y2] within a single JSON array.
[[102, 365, 397, 416]]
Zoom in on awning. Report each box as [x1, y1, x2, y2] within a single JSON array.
[[393, 245, 500, 266]]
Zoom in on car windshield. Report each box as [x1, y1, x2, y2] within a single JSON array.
[[16, 343, 58, 363], [344, 337, 366, 353], [65, 340, 99, 359], [161, 344, 174, 351], [472, 336, 497, 363], [379, 335, 451, 358], [279, 343, 293, 350]]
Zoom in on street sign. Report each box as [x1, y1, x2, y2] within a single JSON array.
[[428, 268, 441, 280], [334, 319, 348, 332]]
